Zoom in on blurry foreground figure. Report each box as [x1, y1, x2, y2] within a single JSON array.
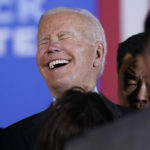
[[34, 88, 116, 150], [140, 13, 150, 80]]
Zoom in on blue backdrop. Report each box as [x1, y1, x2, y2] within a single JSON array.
[[0, 0, 97, 127]]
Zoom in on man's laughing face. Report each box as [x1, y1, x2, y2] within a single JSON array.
[[36, 12, 100, 98]]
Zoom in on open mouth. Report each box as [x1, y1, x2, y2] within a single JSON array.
[[49, 60, 70, 70]]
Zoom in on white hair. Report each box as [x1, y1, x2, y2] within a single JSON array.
[[39, 7, 107, 76]]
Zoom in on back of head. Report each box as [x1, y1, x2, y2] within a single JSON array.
[[144, 12, 150, 54], [35, 88, 114, 150], [142, 12, 150, 78], [145, 12, 150, 38], [117, 33, 145, 73]]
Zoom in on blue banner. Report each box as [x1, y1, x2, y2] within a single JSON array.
[[0, 0, 97, 127]]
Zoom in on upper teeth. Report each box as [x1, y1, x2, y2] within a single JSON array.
[[49, 60, 69, 69]]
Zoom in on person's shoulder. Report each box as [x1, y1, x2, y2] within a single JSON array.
[[98, 92, 136, 118], [11, 113, 39, 127], [116, 103, 137, 113], [3, 110, 47, 133], [0, 109, 48, 150]]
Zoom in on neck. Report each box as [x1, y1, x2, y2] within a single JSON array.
[[49, 85, 96, 99]]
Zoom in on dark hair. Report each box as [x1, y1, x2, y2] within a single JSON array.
[[117, 32, 145, 73], [144, 12, 150, 46], [35, 88, 114, 150], [143, 12, 150, 57], [145, 12, 150, 38]]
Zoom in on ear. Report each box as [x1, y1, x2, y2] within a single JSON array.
[[93, 41, 105, 68]]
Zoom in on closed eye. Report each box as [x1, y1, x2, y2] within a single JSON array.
[[124, 68, 137, 91], [126, 79, 137, 86], [40, 42, 49, 45], [58, 32, 72, 40], [127, 83, 137, 87], [125, 80, 137, 93], [39, 37, 49, 45]]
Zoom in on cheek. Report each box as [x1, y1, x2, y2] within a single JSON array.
[[125, 86, 136, 95], [123, 85, 138, 104], [36, 48, 45, 65], [121, 83, 137, 101], [76, 48, 94, 68], [118, 74, 125, 90], [63, 41, 87, 59], [118, 79, 132, 98], [36, 50, 40, 64], [126, 92, 137, 103], [36, 54, 42, 70]]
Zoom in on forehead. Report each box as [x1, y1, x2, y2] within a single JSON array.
[[120, 53, 146, 77], [128, 57, 146, 77], [38, 11, 89, 34]]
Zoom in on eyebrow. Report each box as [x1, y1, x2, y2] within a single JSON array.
[[125, 66, 137, 80], [58, 31, 73, 36]]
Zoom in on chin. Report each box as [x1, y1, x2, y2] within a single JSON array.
[[48, 80, 71, 90]]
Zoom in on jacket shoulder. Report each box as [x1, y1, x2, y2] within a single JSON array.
[[0, 110, 48, 150], [98, 93, 135, 118]]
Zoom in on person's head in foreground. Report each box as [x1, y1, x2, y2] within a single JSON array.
[[117, 33, 150, 109], [36, 7, 107, 99], [35, 87, 114, 150]]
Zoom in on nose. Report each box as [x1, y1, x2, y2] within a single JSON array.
[[136, 83, 149, 109], [47, 38, 61, 53]]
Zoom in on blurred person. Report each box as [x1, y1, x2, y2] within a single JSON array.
[[65, 107, 150, 150], [0, 7, 133, 150], [117, 33, 150, 109], [34, 87, 116, 150], [65, 12, 150, 150], [140, 13, 150, 79]]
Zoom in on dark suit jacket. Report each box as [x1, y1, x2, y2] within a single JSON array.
[[0, 93, 134, 150], [65, 108, 150, 150], [0, 128, 3, 133], [0, 110, 49, 150]]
